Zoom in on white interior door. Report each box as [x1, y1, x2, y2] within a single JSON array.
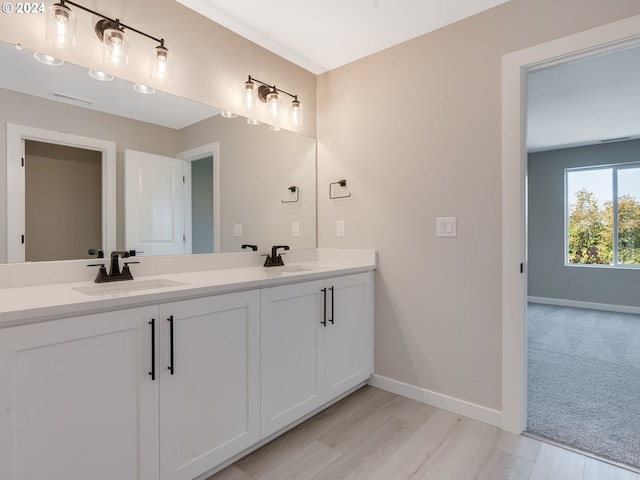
[[125, 149, 191, 256]]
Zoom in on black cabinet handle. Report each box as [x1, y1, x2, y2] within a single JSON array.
[[329, 286, 335, 324], [321, 288, 327, 327], [148, 319, 156, 381], [167, 315, 175, 375]]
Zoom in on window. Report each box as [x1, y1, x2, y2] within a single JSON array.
[[566, 163, 640, 267]]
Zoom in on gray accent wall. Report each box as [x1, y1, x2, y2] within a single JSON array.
[[528, 139, 640, 307]]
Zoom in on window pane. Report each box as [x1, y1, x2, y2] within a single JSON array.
[[617, 167, 640, 265], [566, 169, 613, 264]]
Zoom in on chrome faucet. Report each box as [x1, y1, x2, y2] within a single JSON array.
[[264, 245, 290, 267], [88, 251, 139, 283]]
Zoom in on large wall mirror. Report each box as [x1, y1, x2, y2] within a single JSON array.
[[0, 40, 317, 263]]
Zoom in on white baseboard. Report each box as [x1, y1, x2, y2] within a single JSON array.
[[528, 296, 640, 315], [367, 374, 502, 428]]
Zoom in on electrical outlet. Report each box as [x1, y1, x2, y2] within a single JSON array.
[[292, 221, 300, 237], [233, 223, 243, 237], [336, 220, 345, 237]]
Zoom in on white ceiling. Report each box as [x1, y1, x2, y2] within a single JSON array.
[[527, 45, 640, 152], [175, 0, 511, 74]]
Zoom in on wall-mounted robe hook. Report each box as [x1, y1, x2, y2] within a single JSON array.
[[330, 179, 352, 199], [281, 185, 300, 203]]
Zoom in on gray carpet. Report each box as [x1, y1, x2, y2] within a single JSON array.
[[526, 303, 640, 469]]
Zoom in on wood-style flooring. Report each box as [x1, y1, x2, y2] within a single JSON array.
[[206, 386, 639, 480]]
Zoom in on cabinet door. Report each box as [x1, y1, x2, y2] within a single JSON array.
[[324, 272, 374, 399], [158, 290, 260, 480], [0, 307, 159, 480], [260, 280, 325, 438]]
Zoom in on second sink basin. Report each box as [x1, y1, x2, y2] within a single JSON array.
[[72, 279, 188, 296]]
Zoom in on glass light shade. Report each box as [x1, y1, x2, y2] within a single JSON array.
[[246, 118, 260, 126], [242, 80, 257, 112], [150, 45, 172, 83], [220, 110, 238, 119], [266, 90, 281, 119], [89, 70, 113, 82], [103, 28, 129, 68], [133, 83, 155, 94], [289, 99, 303, 127], [34, 52, 64, 66], [45, 3, 76, 50]]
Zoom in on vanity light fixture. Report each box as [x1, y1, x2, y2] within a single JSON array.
[[220, 110, 238, 119], [44, 1, 173, 82], [242, 75, 303, 127]]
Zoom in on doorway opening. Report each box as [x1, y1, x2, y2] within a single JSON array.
[[6, 123, 117, 263], [25, 140, 102, 261], [501, 11, 640, 470]]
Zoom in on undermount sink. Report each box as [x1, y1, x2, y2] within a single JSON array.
[[72, 279, 188, 296]]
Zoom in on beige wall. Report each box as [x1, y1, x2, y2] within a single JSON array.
[[317, 0, 640, 411]]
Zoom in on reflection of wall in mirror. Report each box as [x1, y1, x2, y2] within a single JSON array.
[[180, 114, 317, 253], [0, 87, 316, 262]]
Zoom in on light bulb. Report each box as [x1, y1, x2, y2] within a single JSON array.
[[45, 3, 76, 50], [289, 99, 303, 127], [103, 27, 129, 68], [266, 89, 280, 119], [150, 44, 172, 83], [242, 80, 257, 112]]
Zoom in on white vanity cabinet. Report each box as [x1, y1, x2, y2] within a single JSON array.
[[0, 306, 160, 480], [0, 290, 260, 480], [0, 261, 374, 480], [157, 291, 260, 480], [260, 272, 373, 438]]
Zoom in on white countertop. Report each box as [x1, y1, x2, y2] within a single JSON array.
[[0, 250, 376, 328]]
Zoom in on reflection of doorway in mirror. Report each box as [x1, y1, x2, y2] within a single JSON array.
[[25, 141, 102, 262], [191, 156, 214, 254], [6, 123, 117, 263], [178, 142, 221, 254]]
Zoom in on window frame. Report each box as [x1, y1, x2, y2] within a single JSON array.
[[564, 161, 640, 269]]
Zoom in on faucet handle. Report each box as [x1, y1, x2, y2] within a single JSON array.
[[88, 248, 104, 258], [87, 263, 109, 283], [121, 261, 139, 279]]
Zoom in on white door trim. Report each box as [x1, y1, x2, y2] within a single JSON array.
[[501, 14, 640, 433], [6, 123, 117, 263], [178, 142, 221, 254]]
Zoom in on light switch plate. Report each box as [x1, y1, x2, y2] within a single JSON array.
[[233, 223, 243, 237], [292, 221, 300, 237], [336, 220, 345, 237], [436, 217, 456, 237]]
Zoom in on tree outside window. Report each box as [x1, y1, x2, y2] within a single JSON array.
[[566, 165, 640, 266]]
